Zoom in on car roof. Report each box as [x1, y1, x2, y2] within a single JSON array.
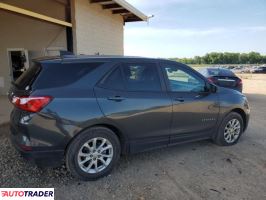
[[34, 55, 171, 64]]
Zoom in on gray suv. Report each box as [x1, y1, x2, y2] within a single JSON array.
[[9, 56, 250, 180]]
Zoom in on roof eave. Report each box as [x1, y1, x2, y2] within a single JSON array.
[[112, 0, 148, 22], [89, 0, 148, 22]]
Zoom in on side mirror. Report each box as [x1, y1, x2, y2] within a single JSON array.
[[203, 83, 216, 93], [208, 83, 217, 93]]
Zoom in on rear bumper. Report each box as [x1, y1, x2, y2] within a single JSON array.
[[10, 124, 64, 167]]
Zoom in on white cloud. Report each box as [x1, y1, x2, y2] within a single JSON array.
[[124, 26, 266, 57], [125, 27, 228, 38], [241, 26, 266, 32], [125, 26, 266, 39]]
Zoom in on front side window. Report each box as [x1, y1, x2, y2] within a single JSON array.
[[163, 65, 205, 92], [121, 63, 162, 92]]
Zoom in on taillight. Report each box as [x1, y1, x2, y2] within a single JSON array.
[[237, 79, 243, 86], [11, 96, 52, 112], [207, 77, 216, 83]]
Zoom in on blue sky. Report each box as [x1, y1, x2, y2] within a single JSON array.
[[124, 0, 266, 58]]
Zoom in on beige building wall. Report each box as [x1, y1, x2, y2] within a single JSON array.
[[72, 0, 124, 55], [0, 0, 67, 95]]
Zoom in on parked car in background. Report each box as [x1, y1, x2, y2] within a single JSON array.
[[232, 66, 243, 74], [250, 66, 260, 73], [198, 67, 243, 92], [9, 56, 250, 180], [240, 67, 250, 73], [227, 66, 236, 70], [252, 66, 266, 74]]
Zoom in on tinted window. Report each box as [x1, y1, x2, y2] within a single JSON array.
[[198, 68, 208, 76], [208, 68, 235, 77], [207, 68, 220, 76], [15, 63, 41, 90], [163, 65, 205, 92], [34, 62, 103, 89], [122, 63, 162, 92], [98, 67, 124, 90]]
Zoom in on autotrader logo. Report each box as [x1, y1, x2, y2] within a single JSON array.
[[0, 188, 54, 200]]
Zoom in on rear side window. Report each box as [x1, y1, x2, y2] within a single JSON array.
[[218, 69, 235, 77], [121, 63, 162, 92], [198, 68, 208, 76], [34, 62, 103, 89], [207, 68, 220, 76], [98, 67, 124, 90], [15, 63, 41, 90], [208, 68, 235, 77]]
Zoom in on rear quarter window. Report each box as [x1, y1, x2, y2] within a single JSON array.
[[207, 68, 220, 76], [15, 63, 41, 90], [33, 62, 104, 89], [218, 69, 235, 77], [208, 68, 235, 77]]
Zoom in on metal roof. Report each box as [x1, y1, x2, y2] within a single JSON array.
[[90, 0, 148, 22]]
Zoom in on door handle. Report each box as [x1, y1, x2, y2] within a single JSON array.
[[174, 97, 185, 102], [107, 96, 125, 102]]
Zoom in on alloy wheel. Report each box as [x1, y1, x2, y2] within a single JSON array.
[[224, 119, 241, 143], [77, 137, 113, 174]]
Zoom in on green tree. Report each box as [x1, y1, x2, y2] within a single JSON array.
[[194, 56, 201, 64], [170, 52, 266, 64], [239, 53, 249, 64], [248, 52, 261, 64]]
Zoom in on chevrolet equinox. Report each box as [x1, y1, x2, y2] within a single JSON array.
[[9, 56, 250, 180]]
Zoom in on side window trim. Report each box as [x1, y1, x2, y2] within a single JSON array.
[[160, 62, 206, 93]]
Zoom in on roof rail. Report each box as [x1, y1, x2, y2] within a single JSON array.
[[60, 51, 75, 58]]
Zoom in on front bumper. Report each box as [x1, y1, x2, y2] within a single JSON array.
[[244, 109, 250, 132]]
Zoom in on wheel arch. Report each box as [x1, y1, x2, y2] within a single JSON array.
[[231, 108, 247, 131], [65, 123, 128, 156]]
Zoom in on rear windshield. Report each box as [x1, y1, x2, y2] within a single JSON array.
[[15, 63, 41, 90], [33, 62, 104, 89], [208, 68, 235, 76]]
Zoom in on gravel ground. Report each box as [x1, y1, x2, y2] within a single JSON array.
[[0, 77, 266, 200]]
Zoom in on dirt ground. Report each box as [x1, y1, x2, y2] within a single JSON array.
[[0, 75, 266, 200]]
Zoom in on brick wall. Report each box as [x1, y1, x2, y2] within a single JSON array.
[[72, 0, 124, 56]]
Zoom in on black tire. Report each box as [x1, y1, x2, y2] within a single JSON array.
[[213, 112, 244, 146], [66, 127, 121, 181]]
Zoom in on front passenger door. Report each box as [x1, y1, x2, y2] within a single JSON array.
[[161, 62, 219, 143]]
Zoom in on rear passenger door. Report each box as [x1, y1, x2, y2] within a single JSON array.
[[94, 62, 172, 153]]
